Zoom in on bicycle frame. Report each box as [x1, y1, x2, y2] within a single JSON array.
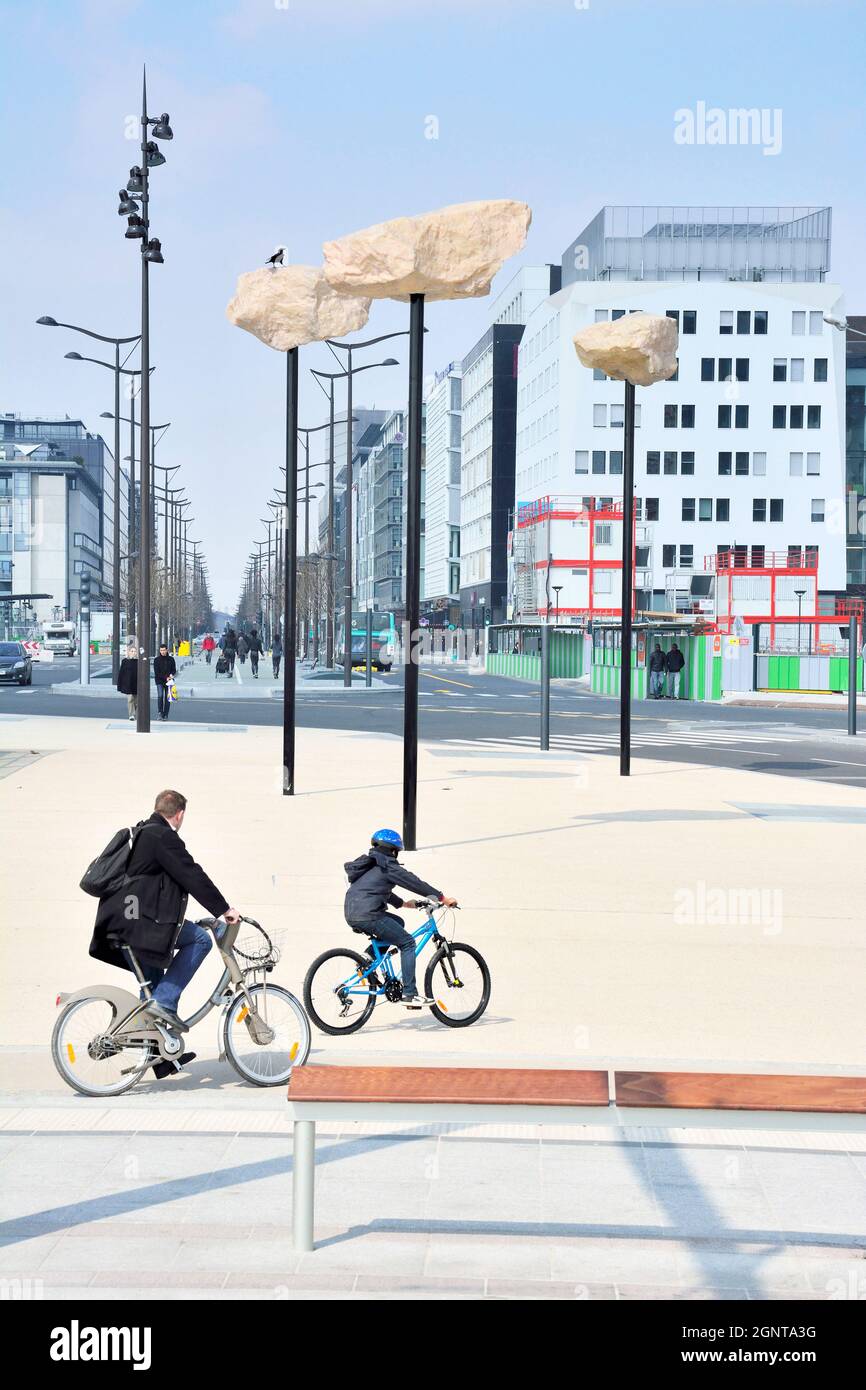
[[339, 909, 446, 998]]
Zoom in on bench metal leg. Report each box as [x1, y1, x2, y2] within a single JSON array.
[[292, 1119, 316, 1252]]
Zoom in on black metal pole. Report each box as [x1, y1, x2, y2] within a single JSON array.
[[343, 349, 354, 687], [136, 70, 151, 734], [403, 293, 424, 850], [366, 606, 373, 688], [540, 623, 550, 750], [620, 380, 636, 776], [327, 382, 335, 670], [848, 614, 858, 737], [128, 387, 136, 638], [303, 437, 310, 660], [112, 346, 121, 679], [283, 348, 299, 794]]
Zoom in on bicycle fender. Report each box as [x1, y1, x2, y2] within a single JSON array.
[[57, 984, 142, 1024]]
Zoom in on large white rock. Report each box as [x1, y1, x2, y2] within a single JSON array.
[[226, 264, 371, 351], [322, 199, 532, 302], [572, 313, 679, 386]]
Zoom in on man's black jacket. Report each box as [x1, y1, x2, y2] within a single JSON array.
[[343, 848, 441, 926], [89, 812, 229, 969], [665, 647, 685, 673], [153, 654, 176, 685], [648, 649, 666, 673], [117, 657, 138, 694]]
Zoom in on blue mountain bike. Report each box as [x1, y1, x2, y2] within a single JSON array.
[[303, 901, 490, 1034]]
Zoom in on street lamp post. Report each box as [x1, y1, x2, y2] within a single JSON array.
[[37, 319, 140, 680], [120, 67, 173, 733], [283, 349, 299, 794], [795, 588, 806, 654], [320, 337, 404, 686], [552, 585, 563, 625]]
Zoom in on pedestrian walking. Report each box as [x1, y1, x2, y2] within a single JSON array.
[[271, 630, 283, 679], [648, 643, 666, 699], [117, 642, 138, 720], [247, 628, 263, 677], [202, 634, 216, 665], [237, 632, 249, 665], [222, 627, 237, 675], [154, 642, 177, 721], [665, 641, 685, 699]]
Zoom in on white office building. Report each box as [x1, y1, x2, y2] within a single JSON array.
[[513, 207, 846, 617], [422, 362, 462, 612]]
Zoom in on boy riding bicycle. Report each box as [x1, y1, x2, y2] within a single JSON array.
[[344, 828, 457, 1009]]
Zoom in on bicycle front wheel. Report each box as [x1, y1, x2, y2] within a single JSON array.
[[51, 997, 154, 1098], [222, 984, 311, 1087], [424, 942, 491, 1027], [304, 948, 377, 1035]]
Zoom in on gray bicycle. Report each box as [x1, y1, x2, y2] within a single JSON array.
[[52, 916, 311, 1096]]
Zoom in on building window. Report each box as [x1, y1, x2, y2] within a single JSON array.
[[791, 357, 804, 382], [665, 310, 680, 327], [645, 498, 659, 521], [806, 452, 820, 475], [753, 498, 767, 522], [682, 497, 696, 521], [753, 452, 766, 476], [736, 310, 751, 334], [610, 404, 624, 428], [680, 451, 695, 475], [792, 311, 806, 335], [790, 404, 804, 429], [681, 404, 695, 428], [718, 452, 732, 476], [663, 451, 677, 475], [735, 451, 749, 476], [754, 310, 768, 334], [574, 450, 589, 474], [735, 405, 749, 428], [664, 404, 677, 428], [809, 311, 823, 335], [814, 358, 828, 382], [594, 309, 608, 322], [773, 405, 786, 429], [701, 358, 714, 382], [595, 522, 612, 544], [719, 357, 732, 381], [647, 451, 660, 475], [682, 310, 697, 334], [662, 544, 676, 567], [609, 450, 623, 475], [679, 545, 693, 568], [720, 310, 733, 335], [699, 498, 713, 521], [770, 499, 784, 522], [716, 498, 730, 522], [807, 405, 821, 429], [593, 404, 606, 427], [773, 358, 787, 382], [592, 450, 606, 474], [789, 452, 803, 476], [811, 498, 825, 523], [611, 309, 626, 320], [735, 359, 749, 382], [718, 405, 731, 428], [593, 368, 607, 381]]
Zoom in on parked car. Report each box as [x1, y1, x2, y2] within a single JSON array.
[[0, 642, 33, 685]]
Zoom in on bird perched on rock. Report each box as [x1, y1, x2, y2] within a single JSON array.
[[266, 245, 287, 270]]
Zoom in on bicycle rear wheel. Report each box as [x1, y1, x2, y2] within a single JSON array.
[[424, 942, 491, 1027], [222, 984, 311, 1087], [51, 997, 154, 1097], [303, 948, 377, 1035]]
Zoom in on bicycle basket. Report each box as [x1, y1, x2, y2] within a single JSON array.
[[233, 920, 278, 966]]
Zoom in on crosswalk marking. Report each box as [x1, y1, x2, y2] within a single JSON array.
[[440, 725, 819, 755]]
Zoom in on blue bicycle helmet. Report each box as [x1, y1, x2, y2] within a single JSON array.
[[371, 827, 403, 853]]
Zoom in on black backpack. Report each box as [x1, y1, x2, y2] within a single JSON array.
[[80, 823, 145, 899]]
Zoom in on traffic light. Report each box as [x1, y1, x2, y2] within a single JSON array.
[[79, 570, 91, 619]]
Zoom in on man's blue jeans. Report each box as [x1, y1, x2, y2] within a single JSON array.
[[141, 920, 213, 1014], [650, 669, 664, 698], [356, 913, 418, 996]]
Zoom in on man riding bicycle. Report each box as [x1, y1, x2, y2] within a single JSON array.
[[344, 828, 457, 1009]]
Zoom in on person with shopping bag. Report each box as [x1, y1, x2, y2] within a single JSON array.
[[154, 642, 177, 722]]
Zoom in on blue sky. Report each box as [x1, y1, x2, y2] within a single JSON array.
[[2, 0, 864, 606]]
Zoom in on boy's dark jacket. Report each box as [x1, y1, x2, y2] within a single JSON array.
[[343, 848, 441, 926], [89, 812, 229, 969]]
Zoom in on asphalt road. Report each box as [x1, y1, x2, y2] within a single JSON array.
[[3, 656, 866, 788]]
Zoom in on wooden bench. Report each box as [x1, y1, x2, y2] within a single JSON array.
[[286, 1065, 866, 1252]]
